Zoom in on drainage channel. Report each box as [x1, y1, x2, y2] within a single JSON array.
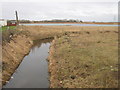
[[3, 38, 53, 88]]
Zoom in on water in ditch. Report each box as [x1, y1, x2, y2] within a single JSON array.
[[3, 38, 53, 88]]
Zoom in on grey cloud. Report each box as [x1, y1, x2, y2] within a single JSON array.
[[1, 2, 118, 22]]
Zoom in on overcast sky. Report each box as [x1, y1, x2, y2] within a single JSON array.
[[1, 0, 119, 22]]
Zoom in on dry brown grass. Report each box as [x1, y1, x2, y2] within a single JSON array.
[[48, 26, 118, 88], [18, 25, 118, 39]]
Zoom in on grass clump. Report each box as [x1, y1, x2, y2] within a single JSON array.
[[0, 26, 16, 31]]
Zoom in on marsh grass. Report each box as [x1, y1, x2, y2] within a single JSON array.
[[50, 29, 118, 88]]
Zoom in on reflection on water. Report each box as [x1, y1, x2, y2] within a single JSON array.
[[32, 37, 54, 50], [4, 38, 53, 88]]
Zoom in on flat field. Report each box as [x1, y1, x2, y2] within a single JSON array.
[[47, 26, 118, 88]]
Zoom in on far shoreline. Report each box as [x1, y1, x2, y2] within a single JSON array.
[[19, 22, 119, 25]]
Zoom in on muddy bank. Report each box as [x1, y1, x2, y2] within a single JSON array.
[[2, 34, 33, 85], [48, 38, 58, 88]]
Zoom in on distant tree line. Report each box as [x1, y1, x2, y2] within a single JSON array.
[[17, 19, 83, 23], [19, 20, 32, 23], [40, 19, 83, 23]]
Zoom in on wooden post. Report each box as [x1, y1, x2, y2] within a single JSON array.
[[15, 11, 19, 25]]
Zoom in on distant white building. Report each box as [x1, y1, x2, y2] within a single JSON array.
[[0, 19, 7, 26]]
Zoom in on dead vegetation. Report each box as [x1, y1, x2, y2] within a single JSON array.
[[48, 27, 118, 88]]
